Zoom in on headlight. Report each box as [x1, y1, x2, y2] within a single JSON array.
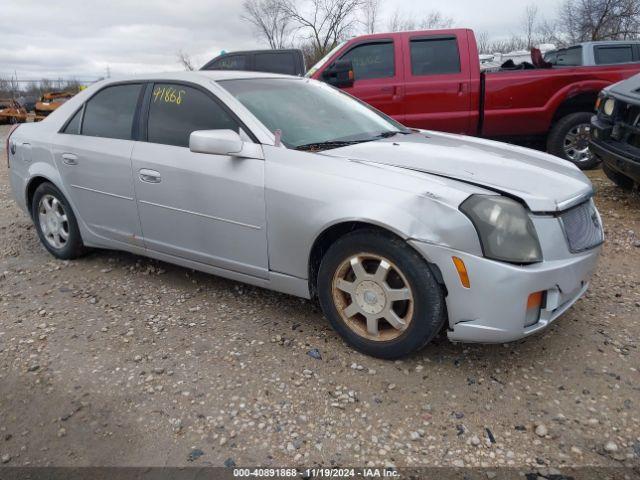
[[603, 98, 616, 116], [460, 195, 542, 264]]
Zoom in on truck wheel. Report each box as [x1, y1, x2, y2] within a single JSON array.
[[603, 164, 635, 190], [317, 229, 446, 359], [547, 112, 599, 170]]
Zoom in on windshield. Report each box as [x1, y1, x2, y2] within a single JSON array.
[[219, 78, 408, 150], [305, 42, 346, 78]]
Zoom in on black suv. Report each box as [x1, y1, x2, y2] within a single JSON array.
[[590, 74, 640, 189], [201, 49, 306, 76]]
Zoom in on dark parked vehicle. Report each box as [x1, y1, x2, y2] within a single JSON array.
[[590, 74, 640, 189], [201, 49, 306, 76]]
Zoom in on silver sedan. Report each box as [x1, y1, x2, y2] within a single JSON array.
[[7, 71, 604, 359]]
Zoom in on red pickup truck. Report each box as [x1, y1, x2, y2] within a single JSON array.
[[307, 28, 640, 169]]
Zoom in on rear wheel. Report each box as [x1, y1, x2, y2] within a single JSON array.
[[317, 230, 446, 359], [603, 163, 635, 190], [31, 182, 86, 259], [547, 112, 599, 170]]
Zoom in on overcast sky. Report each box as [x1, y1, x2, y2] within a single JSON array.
[[1, 0, 561, 81]]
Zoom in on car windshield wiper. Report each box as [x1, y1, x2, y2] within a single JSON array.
[[294, 139, 372, 152], [295, 130, 412, 152], [374, 130, 412, 138]]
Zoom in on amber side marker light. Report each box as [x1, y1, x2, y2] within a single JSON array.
[[452, 256, 470, 288], [525, 291, 544, 328], [527, 291, 543, 309]]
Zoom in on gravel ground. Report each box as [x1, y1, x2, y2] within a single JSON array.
[[0, 124, 639, 469]]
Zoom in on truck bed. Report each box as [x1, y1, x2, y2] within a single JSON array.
[[481, 63, 640, 137]]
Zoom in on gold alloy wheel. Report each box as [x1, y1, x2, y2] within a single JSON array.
[[331, 253, 414, 341]]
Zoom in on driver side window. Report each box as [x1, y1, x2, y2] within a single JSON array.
[[339, 42, 395, 80]]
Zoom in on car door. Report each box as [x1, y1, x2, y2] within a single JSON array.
[[336, 39, 405, 122], [52, 83, 144, 247], [131, 82, 268, 279], [401, 33, 473, 134]]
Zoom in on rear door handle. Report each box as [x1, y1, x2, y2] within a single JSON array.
[[139, 169, 161, 183], [61, 153, 78, 165]]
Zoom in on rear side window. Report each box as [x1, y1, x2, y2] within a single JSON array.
[[595, 45, 633, 65], [410, 37, 461, 76], [254, 53, 296, 75], [340, 42, 394, 80], [208, 55, 248, 70], [556, 46, 583, 66], [82, 84, 141, 140], [62, 109, 82, 135], [147, 83, 240, 148]]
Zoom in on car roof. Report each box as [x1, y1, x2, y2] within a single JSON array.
[[99, 70, 299, 84], [578, 40, 640, 47]]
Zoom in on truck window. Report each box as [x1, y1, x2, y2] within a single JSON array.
[[209, 55, 248, 70], [340, 42, 394, 80], [555, 46, 582, 66], [410, 37, 461, 76], [595, 45, 633, 65], [254, 52, 296, 75]]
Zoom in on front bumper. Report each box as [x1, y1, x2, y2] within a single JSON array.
[[409, 240, 601, 343], [589, 138, 640, 184]]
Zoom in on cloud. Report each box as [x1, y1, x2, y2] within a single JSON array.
[[1, 0, 562, 81]]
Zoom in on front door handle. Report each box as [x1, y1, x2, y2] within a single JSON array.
[[61, 153, 78, 165], [139, 169, 162, 183]]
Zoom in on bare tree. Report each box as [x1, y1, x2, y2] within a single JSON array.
[[360, 0, 381, 34], [536, 18, 563, 45], [282, 0, 364, 62], [523, 4, 539, 48], [386, 8, 415, 31], [386, 8, 454, 32], [177, 50, 195, 71], [559, 0, 640, 42], [420, 11, 454, 29], [476, 31, 491, 54], [242, 0, 293, 48]]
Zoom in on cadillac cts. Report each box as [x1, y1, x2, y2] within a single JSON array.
[[7, 72, 604, 359]]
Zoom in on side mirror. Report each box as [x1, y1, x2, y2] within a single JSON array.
[[322, 59, 354, 88], [189, 129, 243, 156]]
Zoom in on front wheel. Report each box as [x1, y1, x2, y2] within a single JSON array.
[[547, 112, 600, 170], [31, 182, 86, 259], [317, 230, 446, 359]]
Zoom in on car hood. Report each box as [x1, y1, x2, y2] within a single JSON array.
[[324, 131, 593, 212], [606, 73, 640, 99]]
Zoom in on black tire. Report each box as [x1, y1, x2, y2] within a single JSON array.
[[547, 112, 600, 170], [603, 163, 635, 190], [31, 182, 86, 259], [317, 229, 446, 359]]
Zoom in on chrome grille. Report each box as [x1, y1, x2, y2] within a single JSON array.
[[559, 200, 604, 253]]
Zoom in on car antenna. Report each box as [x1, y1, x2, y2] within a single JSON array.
[[274, 129, 282, 147]]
